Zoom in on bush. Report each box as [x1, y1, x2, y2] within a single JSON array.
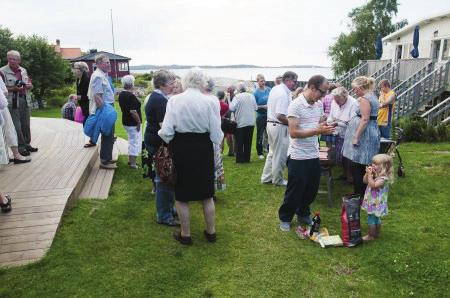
[[436, 124, 450, 142], [138, 72, 153, 81], [399, 115, 427, 142], [134, 77, 149, 88], [399, 114, 449, 143], [423, 125, 438, 143], [44, 85, 76, 107]]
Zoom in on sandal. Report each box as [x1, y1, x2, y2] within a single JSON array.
[[204, 230, 217, 243], [0, 195, 12, 213], [173, 231, 192, 245], [84, 142, 96, 148]]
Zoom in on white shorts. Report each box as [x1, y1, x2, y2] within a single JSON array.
[[124, 125, 142, 157]]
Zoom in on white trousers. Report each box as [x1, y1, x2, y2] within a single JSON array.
[[261, 123, 289, 184], [124, 126, 142, 157]]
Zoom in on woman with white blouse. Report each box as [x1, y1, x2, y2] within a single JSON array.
[[158, 70, 224, 245], [326, 87, 358, 182]]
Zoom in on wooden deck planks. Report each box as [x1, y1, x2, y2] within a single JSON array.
[[0, 118, 98, 268]]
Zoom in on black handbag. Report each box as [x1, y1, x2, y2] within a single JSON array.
[[221, 118, 237, 134]]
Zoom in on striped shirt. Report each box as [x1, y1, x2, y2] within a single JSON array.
[[287, 94, 323, 160]]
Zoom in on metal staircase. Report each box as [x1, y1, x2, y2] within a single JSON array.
[[336, 61, 368, 90], [394, 61, 450, 120], [374, 62, 400, 87], [392, 62, 434, 96], [421, 96, 450, 126], [371, 62, 392, 81]]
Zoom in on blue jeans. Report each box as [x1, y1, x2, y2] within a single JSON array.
[[146, 144, 176, 222], [379, 125, 391, 139]]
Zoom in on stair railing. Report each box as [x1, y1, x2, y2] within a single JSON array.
[[421, 96, 450, 126], [337, 61, 369, 90], [394, 61, 450, 120], [393, 62, 434, 96]]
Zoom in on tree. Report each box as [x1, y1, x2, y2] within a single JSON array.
[[328, 0, 408, 76], [14, 35, 73, 100], [0, 27, 17, 65], [0, 27, 73, 106]]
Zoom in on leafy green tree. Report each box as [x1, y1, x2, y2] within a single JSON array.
[[14, 35, 73, 100], [0, 27, 73, 106], [0, 26, 17, 65], [328, 0, 408, 76]]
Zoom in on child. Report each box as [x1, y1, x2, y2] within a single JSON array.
[[213, 143, 225, 200], [61, 95, 77, 121], [361, 154, 394, 241]]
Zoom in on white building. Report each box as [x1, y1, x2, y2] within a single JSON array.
[[382, 11, 450, 63]]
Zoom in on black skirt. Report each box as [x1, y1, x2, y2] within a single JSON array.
[[172, 132, 214, 202]]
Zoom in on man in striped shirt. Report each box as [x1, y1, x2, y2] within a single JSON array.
[[279, 75, 335, 231]]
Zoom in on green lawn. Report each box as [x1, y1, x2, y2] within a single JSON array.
[[11, 110, 449, 297]]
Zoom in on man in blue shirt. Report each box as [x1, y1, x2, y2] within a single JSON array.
[[88, 54, 116, 169], [253, 74, 271, 159]]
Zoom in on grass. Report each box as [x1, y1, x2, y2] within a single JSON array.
[[10, 109, 449, 297], [0, 137, 450, 297]]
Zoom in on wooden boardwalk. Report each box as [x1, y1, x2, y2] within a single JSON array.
[[0, 118, 98, 267]]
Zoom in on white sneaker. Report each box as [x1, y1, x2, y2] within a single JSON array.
[[275, 180, 288, 187], [258, 155, 265, 160], [279, 222, 291, 232]]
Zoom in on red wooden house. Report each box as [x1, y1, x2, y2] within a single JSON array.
[[70, 50, 131, 79]]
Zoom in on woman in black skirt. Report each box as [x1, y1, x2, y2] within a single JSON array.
[[158, 70, 224, 245]]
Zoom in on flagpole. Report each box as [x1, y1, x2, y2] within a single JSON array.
[[110, 9, 117, 80], [110, 9, 116, 54]]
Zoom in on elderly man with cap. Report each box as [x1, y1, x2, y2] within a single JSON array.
[[0, 50, 37, 157]]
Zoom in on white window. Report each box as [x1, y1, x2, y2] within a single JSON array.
[[118, 62, 128, 71]]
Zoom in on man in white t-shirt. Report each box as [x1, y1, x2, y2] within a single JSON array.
[[279, 75, 335, 231], [260, 71, 298, 186]]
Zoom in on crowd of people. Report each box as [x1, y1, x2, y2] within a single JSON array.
[[1, 51, 398, 244]]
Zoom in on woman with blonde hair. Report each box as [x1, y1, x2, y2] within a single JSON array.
[[342, 76, 380, 197]]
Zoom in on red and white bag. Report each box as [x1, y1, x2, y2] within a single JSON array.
[[341, 194, 362, 247]]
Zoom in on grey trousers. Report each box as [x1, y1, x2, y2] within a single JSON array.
[[8, 95, 31, 150]]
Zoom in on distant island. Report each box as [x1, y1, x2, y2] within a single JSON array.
[[129, 64, 329, 70]]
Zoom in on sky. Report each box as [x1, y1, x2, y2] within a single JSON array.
[[1, 0, 449, 67]]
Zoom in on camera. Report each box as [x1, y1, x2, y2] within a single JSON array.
[[15, 80, 26, 88]]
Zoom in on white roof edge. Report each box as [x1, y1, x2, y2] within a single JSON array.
[[382, 10, 450, 41]]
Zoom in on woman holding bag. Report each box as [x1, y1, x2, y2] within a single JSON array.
[[158, 70, 223, 245]]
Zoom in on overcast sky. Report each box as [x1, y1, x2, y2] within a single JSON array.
[[1, 0, 449, 66]]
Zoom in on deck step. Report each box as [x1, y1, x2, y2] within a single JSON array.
[[78, 138, 128, 200]]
